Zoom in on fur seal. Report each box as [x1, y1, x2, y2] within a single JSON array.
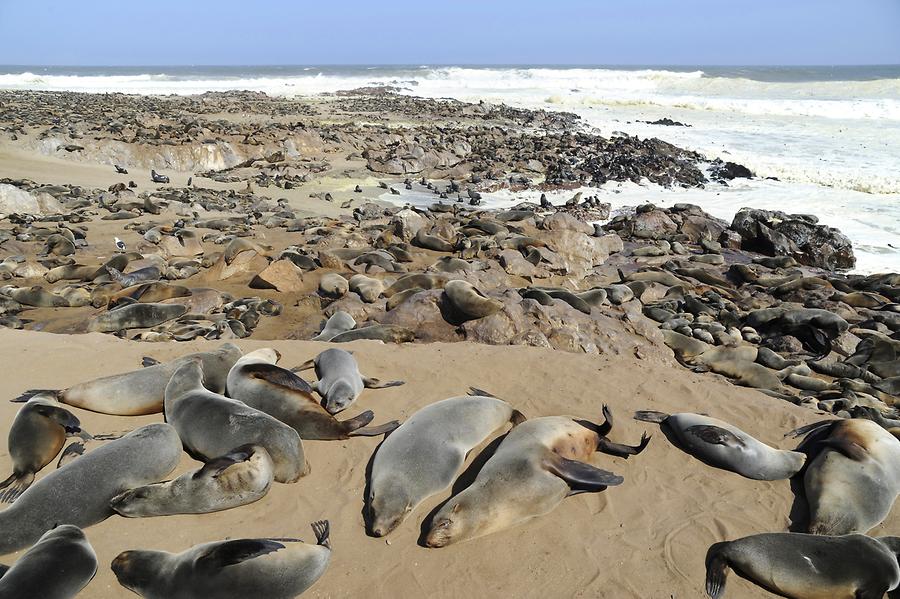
[[112, 520, 331, 599], [329, 324, 415, 343], [705, 532, 900, 599], [294, 348, 404, 415], [443, 280, 502, 320], [110, 444, 273, 518], [227, 349, 398, 440], [383, 273, 447, 297], [349, 274, 384, 303], [367, 393, 525, 537], [0, 399, 83, 502], [425, 410, 647, 547], [88, 302, 187, 332], [0, 423, 181, 554], [15, 343, 242, 415], [312, 311, 356, 341], [0, 525, 98, 599], [795, 418, 900, 534], [165, 360, 309, 483], [634, 411, 805, 480]]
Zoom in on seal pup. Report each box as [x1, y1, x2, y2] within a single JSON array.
[[227, 349, 398, 440], [112, 520, 332, 599], [794, 418, 900, 535], [705, 532, 900, 599], [165, 360, 308, 483], [634, 411, 805, 481], [311, 311, 356, 341], [14, 343, 242, 415], [0, 423, 181, 554], [0, 525, 98, 599], [110, 444, 274, 517], [367, 393, 525, 537], [425, 410, 649, 547], [294, 348, 404, 414], [0, 399, 83, 502]]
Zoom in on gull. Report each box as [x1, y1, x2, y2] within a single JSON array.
[[114, 237, 126, 253]]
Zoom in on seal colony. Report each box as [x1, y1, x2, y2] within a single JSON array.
[[0, 88, 898, 597]]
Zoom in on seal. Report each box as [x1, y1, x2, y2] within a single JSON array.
[[329, 324, 415, 343], [634, 410, 805, 481], [294, 348, 404, 415], [367, 393, 525, 537], [110, 444, 274, 518], [425, 409, 649, 547], [705, 532, 900, 599], [0, 525, 98, 599], [312, 311, 356, 341], [794, 418, 900, 535], [227, 349, 399, 440], [88, 302, 187, 332], [14, 343, 242, 415], [0, 398, 84, 502], [165, 360, 309, 483], [0, 423, 181, 554], [443, 280, 502, 320], [112, 520, 331, 599]]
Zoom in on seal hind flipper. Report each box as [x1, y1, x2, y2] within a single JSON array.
[[633, 410, 670, 424], [510, 409, 526, 426], [195, 539, 286, 571], [597, 432, 651, 458], [245, 363, 315, 394], [363, 377, 405, 389], [785, 419, 835, 439], [349, 419, 400, 437], [338, 410, 375, 434], [57, 442, 86, 468], [290, 359, 316, 373], [312, 520, 331, 549], [543, 454, 623, 491], [195, 445, 256, 479], [598, 404, 613, 436], [141, 357, 161, 367], [685, 425, 746, 448], [704, 543, 730, 599], [11, 389, 59, 403], [467, 387, 498, 398], [0, 472, 35, 503]]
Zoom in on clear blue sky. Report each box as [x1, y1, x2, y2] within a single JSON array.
[[1, 0, 898, 66]]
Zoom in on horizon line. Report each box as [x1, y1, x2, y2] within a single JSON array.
[[2, 63, 900, 69]]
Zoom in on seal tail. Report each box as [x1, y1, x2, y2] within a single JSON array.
[[349, 420, 400, 437], [11, 389, 59, 403], [0, 472, 35, 503], [633, 410, 670, 424], [311, 520, 331, 550], [704, 544, 730, 599]]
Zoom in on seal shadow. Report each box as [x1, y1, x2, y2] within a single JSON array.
[[415, 432, 509, 547], [786, 475, 809, 532]]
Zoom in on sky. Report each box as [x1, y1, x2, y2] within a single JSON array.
[[0, 0, 898, 66]]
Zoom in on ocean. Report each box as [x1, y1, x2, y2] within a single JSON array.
[[1, 64, 898, 273]]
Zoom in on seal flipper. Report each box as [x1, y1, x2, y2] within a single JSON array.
[[704, 543, 730, 599], [598, 432, 652, 458], [685, 425, 746, 448], [57, 441, 86, 468], [141, 356, 161, 368], [0, 472, 35, 503], [195, 445, 256, 479], [289, 358, 316, 373], [349, 418, 401, 437], [11, 389, 59, 403], [468, 387, 498, 398], [245, 363, 315, 394], [543, 453, 623, 493], [362, 377, 405, 389], [312, 520, 331, 549], [195, 539, 286, 571], [633, 410, 670, 424], [817, 437, 869, 461]]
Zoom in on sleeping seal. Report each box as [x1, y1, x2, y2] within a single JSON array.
[[112, 520, 331, 599], [0, 525, 98, 599], [294, 348, 404, 414], [634, 410, 805, 480]]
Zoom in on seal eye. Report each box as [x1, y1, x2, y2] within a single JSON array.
[[439, 520, 451, 529]]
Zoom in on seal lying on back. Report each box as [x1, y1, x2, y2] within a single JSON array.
[[110, 444, 274, 518], [294, 348, 404, 414], [14, 343, 242, 415], [0, 399, 83, 502], [227, 349, 398, 440], [705, 532, 900, 599], [165, 360, 309, 483], [112, 520, 332, 599], [793, 418, 900, 534], [0, 423, 181, 555], [634, 410, 805, 481], [0, 525, 98, 599], [425, 410, 648, 547], [367, 393, 525, 537]]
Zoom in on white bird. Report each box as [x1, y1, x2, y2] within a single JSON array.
[[114, 237, 126, 253]]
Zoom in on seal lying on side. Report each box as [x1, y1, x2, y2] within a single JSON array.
[[425, 410, 649, 547], [110, 444, 274, 518], [165, 360, 308, 483], [227, 349, 398, 440], [367, 393, 525, 537], [0, 423, 181, 554], [0, 525, 98, 599], [705, 532, 900, 599], [294, 348, 404, 414], [14, 343, 242, 415], [634, 410, 805, 481], [0, 399, 83, 502], [793, 418, 900, 535], [112, 520, 332, 599]]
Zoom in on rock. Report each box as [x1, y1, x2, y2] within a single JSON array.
[[547, 231, 618, 277], [762, 335, 804, 354], [0, 184, 63, 214], [392, 209, 428, 241], [499, 249, 537, 277], [710, 159, 753, 180], [249, 259, 304, 293], [541, 212, 594, 235]]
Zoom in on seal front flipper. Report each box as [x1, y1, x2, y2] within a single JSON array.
[[598, 432, 652, 458], [244, 362, 315, 393], [11, 389, 59, 403], [57, 442, 86, 468], [195, 539, 286, 570], [362, 377, 405, 389], [543, 453, 623, 493], [195, 445, 256, 479], [685, 425, 746, 448], [311, 519, 331, 549], [704, 543, 730, 599]]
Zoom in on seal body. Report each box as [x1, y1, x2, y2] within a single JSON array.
[[165, 360, 308, 483], [368, 395, 523, 536], [0, 423, 181, 555], [0, 525, 98, 599], [110, 444, 274, 517], [802, 418, 900, 534], [705, 533, 900, 599], [112, 520, 332, 599]]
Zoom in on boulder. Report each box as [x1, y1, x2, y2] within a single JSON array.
[[249, 259, 304, 293]]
